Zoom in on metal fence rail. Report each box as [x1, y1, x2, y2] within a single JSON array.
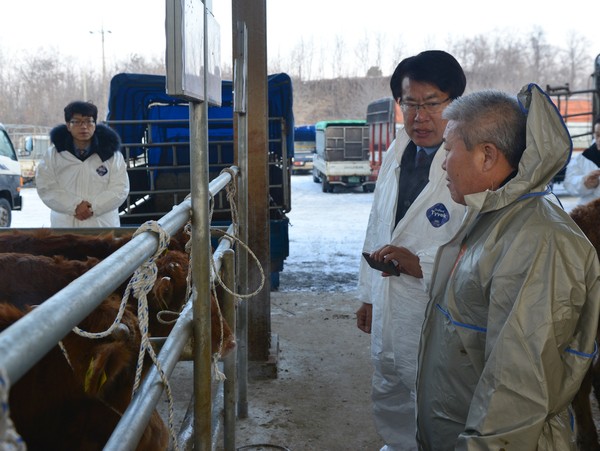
[[0, 166, 240, 450]]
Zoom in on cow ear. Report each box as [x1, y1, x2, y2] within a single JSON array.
[[84, 356, 108, 394]]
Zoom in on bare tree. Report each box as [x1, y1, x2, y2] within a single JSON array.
[[15, 50, 81, 126], [331, 35, 345, 79], [373, 32, 384, 72], [527, 27, 555, 85], [1, 27, 599, 131], [389, 36, 406, 74], [354, 33, 371, 77], [313, 44, 326, 80], [564, 31, 592, 88], [289, 37, 314, 81]]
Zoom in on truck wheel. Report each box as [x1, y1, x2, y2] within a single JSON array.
[[363, 184, 374, 193], [0, 198, 12, 227], [312, 170, 320, 183], [322, 178, 330, 193]]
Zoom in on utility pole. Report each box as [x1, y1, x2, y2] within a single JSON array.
[[89, 25, 112, 89]]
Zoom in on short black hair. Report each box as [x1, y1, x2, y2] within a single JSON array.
[[390, 50, 467, 101], [64, 101, 98, 122]]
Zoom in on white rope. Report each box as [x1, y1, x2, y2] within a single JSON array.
[[127, 221, 179, 451], [0, 368, 27, 451], [69, 220, 180, 451], [157, 219, 228, 381], [209, 168, 266, 299], [210, 227, 265, 299]]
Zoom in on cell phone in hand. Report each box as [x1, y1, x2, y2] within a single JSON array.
[[362, 252, 401, 276]]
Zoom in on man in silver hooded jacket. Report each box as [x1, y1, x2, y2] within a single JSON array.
[[415, 84, 600, 450]]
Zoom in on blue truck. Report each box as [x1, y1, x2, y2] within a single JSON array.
[[292, 125, 316, 174], [105, 72, 294, 289]]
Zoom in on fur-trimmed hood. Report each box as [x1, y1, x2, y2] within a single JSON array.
[[50, 123, 122, 162]]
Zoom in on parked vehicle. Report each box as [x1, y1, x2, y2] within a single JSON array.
[[292, 125, 315, 174], [546, 53, 600, 186], [0, 124, 23, 226], [105, 72, 293, 288], [18, 135, 51, 184], [312, 120, 376, 193], [365, 97, 399, 178]]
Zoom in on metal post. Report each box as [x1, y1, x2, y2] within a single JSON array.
[[190, 4, 212, 449], [222, 249, 237, 451], [190, 100, 212, 451], [233, 19, 249, 418]]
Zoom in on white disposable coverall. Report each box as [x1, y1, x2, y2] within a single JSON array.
[[36, 143, 129, 227], [562, 147, 600, 206], [358, 128, 466, 450], [416, 84, 600, 450]]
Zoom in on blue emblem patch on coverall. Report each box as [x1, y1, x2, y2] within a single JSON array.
[[426, 203, 450, 228], [96, 165, 108, 176]]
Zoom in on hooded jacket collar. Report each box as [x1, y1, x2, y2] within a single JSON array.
[[463, 84, 572, 213], [49, 123, 122, 162]]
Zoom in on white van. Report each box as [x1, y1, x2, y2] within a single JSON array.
[[0, 124, 23, 226]]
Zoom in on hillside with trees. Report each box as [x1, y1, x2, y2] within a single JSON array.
[[0, 28, 596, 129]]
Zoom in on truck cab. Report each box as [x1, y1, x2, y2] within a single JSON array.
[[312, 120, 376, 192], [0, 124, 23, 226]]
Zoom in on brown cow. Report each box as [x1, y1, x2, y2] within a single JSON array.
[[0, 297, 169, 451], [0, 230, 233, 449], [147, 249, 236, 355], [0, 229, 131, 260], [0, 228, 188, 260], [0, 253, 100, 309], [570, 198, 600, 451], [0, 236, 235, 355]]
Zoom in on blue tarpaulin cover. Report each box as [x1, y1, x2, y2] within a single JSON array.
[[106, 72, 294, 158], [106, 73, 292, 287], [294, 124, 316, 142]]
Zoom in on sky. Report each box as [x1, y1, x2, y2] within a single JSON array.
[[1, 1, 599, 77]]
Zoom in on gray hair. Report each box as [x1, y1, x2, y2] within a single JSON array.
[[443, 90, 527, 168]]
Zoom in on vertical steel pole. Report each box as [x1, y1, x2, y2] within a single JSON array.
[[222, 249, 237, 451], [191, 3, 212, 450], [233, 20, 249, 418]]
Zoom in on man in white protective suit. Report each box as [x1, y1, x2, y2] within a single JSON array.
[[37, 100, 129, 227], [356, 50, 467, 450], [416, 85, 600, 450], [563, 116, 600, 206]]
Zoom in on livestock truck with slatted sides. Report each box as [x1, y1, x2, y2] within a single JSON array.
[[365, 97, 399, 179], [311, 120, 376, 193], [545, 53, 600, 186], [105, 72, 294, 289]]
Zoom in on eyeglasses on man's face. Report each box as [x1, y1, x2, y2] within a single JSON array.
[[398, 97, 451, 115], [69, 119, 96, 128]]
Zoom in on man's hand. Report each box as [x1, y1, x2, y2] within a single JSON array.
[[371, 244, 423, 278], [583, 169, 600, 189], [74, 200, 94, 220], [356, 302, 373, 334]]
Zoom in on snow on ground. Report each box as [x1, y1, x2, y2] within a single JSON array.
[[279, 175, 373, 292], [10, 178, 579, 294], [11, 186, 52, 228]]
